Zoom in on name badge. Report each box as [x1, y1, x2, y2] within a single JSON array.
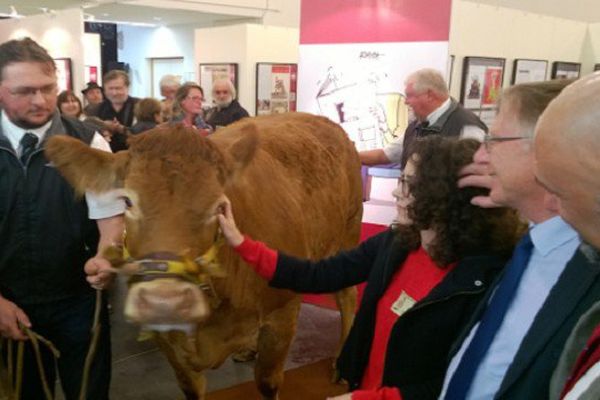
[[390, 290, 416, 317]]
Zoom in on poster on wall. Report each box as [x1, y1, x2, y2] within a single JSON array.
[[85, 66, 99, 84], [54, 58, 72, 93], [551, 62, 581, 79], [460, 57, 505, 110], [256, 63, 297, 115], [199, 63, 238, 107], [298, 42, 448, 152], [512, 59, 547, 84]]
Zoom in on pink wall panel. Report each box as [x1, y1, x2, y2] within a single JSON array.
[[300, 0, 452, 44]]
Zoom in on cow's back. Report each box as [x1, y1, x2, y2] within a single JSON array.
[[210, 113, 363, 307]]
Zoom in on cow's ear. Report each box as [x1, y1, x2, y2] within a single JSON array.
[[226, 123, 259, 177], [45, 135, 129, 195]]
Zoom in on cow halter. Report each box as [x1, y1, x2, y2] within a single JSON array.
[[117, 228, 226, 308]]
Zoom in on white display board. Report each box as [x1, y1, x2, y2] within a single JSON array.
[[298, 41, 449, 151]]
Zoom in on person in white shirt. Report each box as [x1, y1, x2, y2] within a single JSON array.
[[438, 78, 600, 399], [0, 37, 124, 400], [359, 68, 487, 169]]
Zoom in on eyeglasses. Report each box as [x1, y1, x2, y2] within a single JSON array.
[[186, 96, 203, 102], [4, 83, 57, 100], [483, 133, 531, 151]]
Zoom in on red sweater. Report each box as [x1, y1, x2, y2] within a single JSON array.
[[233, 237, 455, 400]]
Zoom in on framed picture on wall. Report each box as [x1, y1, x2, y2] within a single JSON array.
[[512, 59, 548, 84], [54, 58, 73, 92], [255, 63, 298, 115], [551, 62, 581, 79], [594, 63, 600, 71], [460, 57, 505, 110], [199, 63, 238, 107], [85, 66, 99, 84]]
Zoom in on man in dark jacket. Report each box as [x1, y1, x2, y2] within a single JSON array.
[[0, 38, 124, 400], [535, 74, 600, 400], [87, 69, 139, 151], [440, 79, 600, 399], [205, 78, 249, 130], [359, 68, 487, 169]]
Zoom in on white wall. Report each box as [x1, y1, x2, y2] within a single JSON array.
[[449, 0, 591, 97], [118, 24, 197, 98], [83, 33, 102, 86], [0, 8, 86, 95], [195, 23, 299, 115], [587, 23, 600, 67]]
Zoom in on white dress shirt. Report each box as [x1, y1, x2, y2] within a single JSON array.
[[439, 216, 581, 399], [383, 98, 486, 163], [1, 110, 124, 219]]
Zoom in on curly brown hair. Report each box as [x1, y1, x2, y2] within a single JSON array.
[[394, 137, 525, 266]]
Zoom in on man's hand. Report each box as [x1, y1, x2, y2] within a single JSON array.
[[104, 118, 125, 134], [217, 197, 244, 247], [85, 256, 116, 290], [0, 296, 30, 340], [458, 162, 501, 208]]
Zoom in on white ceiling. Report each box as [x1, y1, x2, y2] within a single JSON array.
[[0, 0, 274, 26], [0, 0, 600, 26]]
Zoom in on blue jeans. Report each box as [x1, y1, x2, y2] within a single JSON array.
[[14, 292, 111, 400]]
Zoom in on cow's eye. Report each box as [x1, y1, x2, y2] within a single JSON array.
[[120, 196, 133, 208]]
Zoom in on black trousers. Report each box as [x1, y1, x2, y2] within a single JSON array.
[[9, 292, 111, 400]]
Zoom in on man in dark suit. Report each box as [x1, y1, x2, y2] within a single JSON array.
[[359, 68, 487, 169], [535, 74, 600, 400], [438, 79, 600, 399]]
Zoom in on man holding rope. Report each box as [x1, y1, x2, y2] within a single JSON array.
[[0, 38, 124, 399]]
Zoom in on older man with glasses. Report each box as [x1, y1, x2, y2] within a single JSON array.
[[437, 78, 600, 400]]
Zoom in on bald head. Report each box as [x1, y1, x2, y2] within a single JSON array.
[[537, 73, 600, 153], [535, 72, 600, 247]]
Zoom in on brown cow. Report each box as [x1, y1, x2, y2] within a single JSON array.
[[45, 112, 363, 399]]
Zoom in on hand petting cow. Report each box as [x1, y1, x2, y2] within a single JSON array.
[[45, 112, 363, 400]]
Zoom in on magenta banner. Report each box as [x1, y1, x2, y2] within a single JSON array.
[[300, 0, 452, 44]]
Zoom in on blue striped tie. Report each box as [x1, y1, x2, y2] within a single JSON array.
[[20, 132, 38, 166], [444, 232, 533, 400]]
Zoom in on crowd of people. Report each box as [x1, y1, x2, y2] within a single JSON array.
[[1, 35, 599, 400], [49, 60, 250, 153]]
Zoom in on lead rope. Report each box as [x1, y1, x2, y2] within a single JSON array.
[[1, 290, 102, 400], [78, 289, 102, 400]]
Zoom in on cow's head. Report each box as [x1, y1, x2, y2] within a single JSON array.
[[46, 125, 258, 331]]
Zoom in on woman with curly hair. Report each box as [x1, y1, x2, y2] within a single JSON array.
[[218, 137, 524, 400]]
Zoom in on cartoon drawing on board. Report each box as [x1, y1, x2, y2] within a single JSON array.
[[315, 59, 409, 152]]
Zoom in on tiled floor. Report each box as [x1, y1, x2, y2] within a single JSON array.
[[105, 277, 341, 399]]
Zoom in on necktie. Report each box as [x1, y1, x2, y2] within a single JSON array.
[[416, 120, 430, 137], [444, 232, 533, 400], [20, 132, 39, 166]]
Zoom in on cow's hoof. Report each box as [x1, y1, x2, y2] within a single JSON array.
[[231, 349, 257, 362]]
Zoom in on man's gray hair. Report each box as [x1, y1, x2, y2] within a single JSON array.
[[212, 79, 236, 99], [159, 74, 181, 89], [405, 68, 449, 97]]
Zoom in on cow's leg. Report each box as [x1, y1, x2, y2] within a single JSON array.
[[332, 286, 357, 382], [155, 331, 207, 400], [255, 300, 300, 400]]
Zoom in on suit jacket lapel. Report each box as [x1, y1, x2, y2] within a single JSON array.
[[497, 247, 600, 396]]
